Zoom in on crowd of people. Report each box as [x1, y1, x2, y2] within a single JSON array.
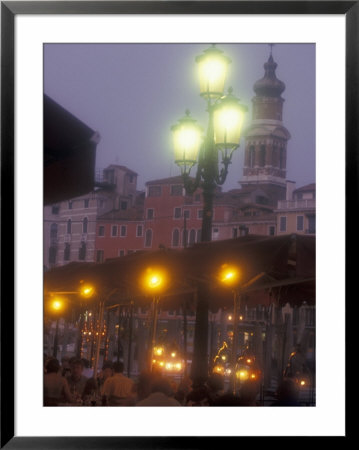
[[43, 354, 303, 407]]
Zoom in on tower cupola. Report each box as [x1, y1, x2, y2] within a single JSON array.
[[253, 54, 286, 98]]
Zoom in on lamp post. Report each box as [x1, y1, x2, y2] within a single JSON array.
[[171, 44, 247, 386], [142, 268, 167, 371], [46, 296, 66, 358], [218, 264, 242, 393]]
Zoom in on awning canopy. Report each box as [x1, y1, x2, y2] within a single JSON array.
[[44, 95, 100, 204], [44, 234, 315, 312]]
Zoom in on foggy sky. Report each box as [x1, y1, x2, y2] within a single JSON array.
[[44, 43, 315, 192]]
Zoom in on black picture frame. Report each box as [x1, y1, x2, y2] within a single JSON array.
[[1, 1, 354, 448]]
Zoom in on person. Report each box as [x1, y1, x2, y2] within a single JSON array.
[[174, 376, 192, 405], [65, 358, 91, 402], [271, 378, 301, 406], [206, 373, 225, 405], [134, 371, 155, 403], [44, 358, 73, 406], [136, 375, 181, 406], [285, 344, 309, 378], [186, 385, 211, 406], [61, 356, 71, 377], [102, 361, 136, 406], [237, 382, 260, 406], [98, 361, 114, 396], [81, 358, 94, 378]]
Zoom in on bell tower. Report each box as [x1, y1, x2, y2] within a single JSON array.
[[240, 46, 291, 203]]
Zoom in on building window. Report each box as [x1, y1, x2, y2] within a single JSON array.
[[189, 229, 196, 245], [212, 228, 219, 239], [307, 215, 316, 234], [148, 185, 161, 197], [64, 243, 71, 261], [119, 250, 125, 257], [136, 225, 143, 237], [49, 246, 57, 264], [83, 217, 88, 234], [184, 210, 190, 219], [78, 242, 86, 260], [111, 225, 118, 237], [279, 216, 287, 232], [249, 145, 255, 167], [259, 145, 266, 167], [269, 226, 275, 236], [172, 229, 180, 247], [194, 194, 201, 202], [147, 209, 154, 220], [120, 225, 127, 237], [232, 228, 238, 238], [145, 229, 152, 247], [84, 199, 89, 208], [50, 223, 58, 242], [129, 174, 134, 183], [98, 225, 105, 236], [171, 184, 183, 196], [120, 201, 127, 210], [67, 219, 72, 234], [96, 250, 104, 263], [196, 229, 202, 243], [296, 215, 304, 231], [51, 205, 59, 215], [174, 207, 182, 219], [68, 201, 73, 210], [279, 147, 285, 169], [197, 210, 203, 219]]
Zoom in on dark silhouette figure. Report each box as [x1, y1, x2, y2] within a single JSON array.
[[271, 378, 301, 406]]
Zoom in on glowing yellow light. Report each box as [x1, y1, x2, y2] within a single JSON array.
[[159, 361, 164, 367], [300, 380, 306, 386], [196, 46, 231, 98], [143, 268, 167, 292], [250, 373, 257, 380], [52, 300, 62, 311], [175, 363, 182, 370], [213, 365, 225, 375], [219, 264, 240, 286], [239, 315, 243, 321], [228, 315, 232, 321], [236, 369, 249, 381], [154, 346, 164, 356], [221, 355, 227, 361], [246, 358, 252, 364], [171, 352, 176, 358]]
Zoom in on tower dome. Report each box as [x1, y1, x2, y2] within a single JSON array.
[[253, 54, 285, 98]]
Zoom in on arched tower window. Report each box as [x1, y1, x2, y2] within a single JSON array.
[[259, 145, 266, 167], [279, 147, 286, 169], [249, 145, 255, 167], [67, 219, 72, 234]]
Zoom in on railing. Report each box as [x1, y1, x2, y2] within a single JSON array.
[[277, 199, 315, 210]]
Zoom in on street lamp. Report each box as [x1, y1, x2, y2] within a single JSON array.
[[218, 264, 242, 393], [142, 267, 168, 371], [46, 296, 67, 358], [171, 44, 247, 386]]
